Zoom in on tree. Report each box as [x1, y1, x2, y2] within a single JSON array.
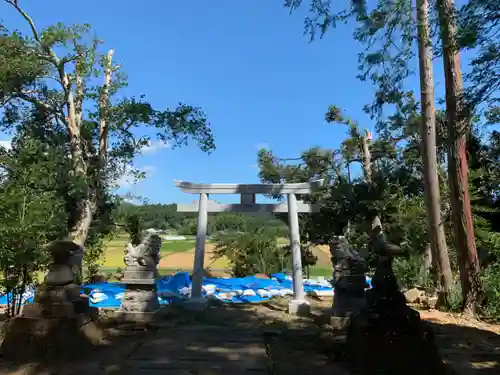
[[257, 135, 432, 274], [458, 0, 499, 117], [436, 0, 483, 315], [283, 0, 487, 314], [212, 217, 290, 277], [325, 105, 383, 234], [0, 112, 68, 316], [0, 1, 215, 272], [416, 0, 454, 306]]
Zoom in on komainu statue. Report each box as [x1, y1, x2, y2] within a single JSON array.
[[124, 234, 162, 270], [346, 229, 447, 375], [118, 233, 163, 321], [330, 235, 368, 317]]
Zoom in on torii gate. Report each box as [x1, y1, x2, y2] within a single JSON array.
[[174, 179, 321, 315]]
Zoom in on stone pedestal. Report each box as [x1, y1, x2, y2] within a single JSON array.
[[288, 299, 310, 316], [117, 281, 161, 322], [0, 240, 104, 361], [1, 313, 103, 361], [183, 297, 209, 311], [117, 234, 163, 322], [346, 237, 445, 375]]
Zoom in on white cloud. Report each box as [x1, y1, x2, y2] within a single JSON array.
[[0, 139, 12, 151], [141, 140, 169, 154], [115, 164, 156, 189]]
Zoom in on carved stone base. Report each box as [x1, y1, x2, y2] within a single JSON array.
[[182, 298, 209, 311], [113, 307, 167, 323], [21, 301, 76, 318], [346, 289, 446, 375], [121, 267, 158, 285], [0, 315, 105, 361], [119, 284, 160, 313], [329, 316, 351, 330], [288, 299, 310, 316], [332, 291, 366, 317]]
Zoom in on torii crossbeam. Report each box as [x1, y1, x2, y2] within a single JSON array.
[[174, 179, 322, 315]]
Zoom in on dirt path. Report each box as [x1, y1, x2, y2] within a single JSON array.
[[159, 244, 230, 270], [1, 301, 498, 375], [0, 303, 348, 375], [417, 310, 500, 374]]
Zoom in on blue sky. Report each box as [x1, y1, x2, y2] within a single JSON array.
[[0, 0, 475, 204]]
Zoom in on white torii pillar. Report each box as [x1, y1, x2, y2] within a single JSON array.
[[174, 180, 321, 315]]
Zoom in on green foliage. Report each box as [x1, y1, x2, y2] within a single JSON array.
[[115, 202, 189, 231], [480, 232, 500, 320], [0, 2, 215, 263], [124, 214, 142, 246], [257, 102, 500, 318], [178, 217, 199, 236], [458, 0, 500, 115], [393, 254, 435, 291], [0, 26, 47, 105], [0, 131, 68, 316], [0, 0, 217, 284], [212, 218, 290, 277], [177, 212, 285, 237], [82, 230, 105, 282]]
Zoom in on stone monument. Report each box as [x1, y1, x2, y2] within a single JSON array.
[[346, 230, 446, 375], [327, 235, 368, 329], [0, 240, 104, 361], [117, 233, 162, 322]]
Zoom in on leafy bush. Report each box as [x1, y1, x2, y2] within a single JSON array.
[[0, 137, 68, 317], [479, 232, 500, 320], [445, 278, 465, 312], [83, 232, 106, 283], [212, 218, 290, 277], [393, 255, 431, 290]]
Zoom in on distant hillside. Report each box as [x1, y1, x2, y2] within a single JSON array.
[[115, 201, 287, 235]]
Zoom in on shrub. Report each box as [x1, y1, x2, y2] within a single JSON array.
[[479, 232, 500, 320], [212, 218, 290, 277]]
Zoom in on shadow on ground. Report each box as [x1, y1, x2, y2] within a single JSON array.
[[426, 319, 500, 375], [0, 300, 498, 375]]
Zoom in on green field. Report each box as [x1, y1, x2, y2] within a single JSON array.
[[99, 233, 332, 278], [101, 234, 197, 268]]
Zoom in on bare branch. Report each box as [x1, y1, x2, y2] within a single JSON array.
[[18, 90, 53, 112], [4, 0, 60, 65]]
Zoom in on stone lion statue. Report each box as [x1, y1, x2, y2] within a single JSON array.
[[123, 233, 162, 269]]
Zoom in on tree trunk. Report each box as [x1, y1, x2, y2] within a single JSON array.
[[421, 242, 433, 271], [6, 0, 104, 277], [361, 133, 382, 231], [361, 133, 372, 182], [64, 71, 91, 266], [416, 0, 454, 308], [69, 49, 115, 274], [69, 197, 95, 282], [99, 49, 114, 161], [436, 0, 482, 315]]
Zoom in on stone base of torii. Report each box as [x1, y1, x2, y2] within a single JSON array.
[[174, 179, 322, 315]]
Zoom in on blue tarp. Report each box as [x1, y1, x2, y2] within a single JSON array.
[[0, 273, 373, 309], [0, 286, 35, 306]]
